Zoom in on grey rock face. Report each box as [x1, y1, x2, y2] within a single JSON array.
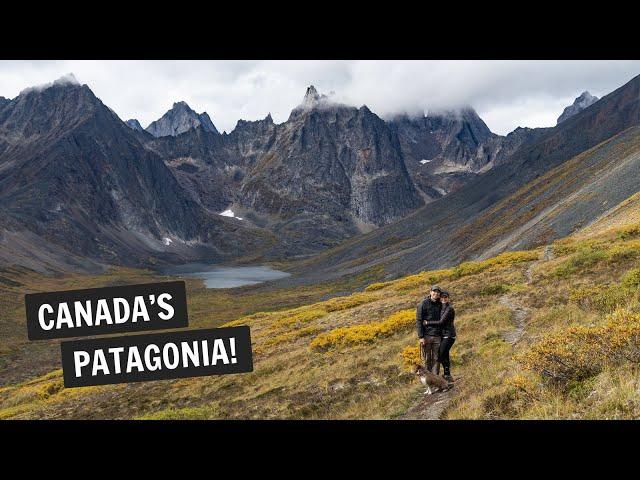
[[240, 91, 423, 227], [146, 101, 219, 137], [125, 118, 144, 131], [0, 81, 268, 269], [557, 91, 599, 124], [146, 89, 424, 256], [390, 109, 540, 200]]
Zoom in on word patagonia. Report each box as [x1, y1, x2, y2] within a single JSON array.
[[25, 281, 188, 340], [73, 338, 236, 377], [61, 326, 253, 387]]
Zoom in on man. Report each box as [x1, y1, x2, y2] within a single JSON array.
[[416, 285, 442, 375], [423, 291, 456, 382]]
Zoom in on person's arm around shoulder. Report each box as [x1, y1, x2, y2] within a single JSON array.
[[425, 301, 447, 326]]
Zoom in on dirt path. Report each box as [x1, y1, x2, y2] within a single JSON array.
[[401, 245, 554, 420], [400, 383, 457, 420], [500, 245, 552, 345]]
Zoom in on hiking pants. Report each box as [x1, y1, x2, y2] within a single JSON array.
[[438, 336, 456, 375], [422, 335, 441, 375]]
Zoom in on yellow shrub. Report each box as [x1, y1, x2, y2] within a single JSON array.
[[515, 325, 603, 383], [515, 309, 640, 384], [222, 311, 277, 328], [608, 244, 640, 263], [552, 238, 578, 256], [310, 309, 414, 351], [391, 269, 453, 292], [399, 344, 422, 371], [553, 246, 607, 278], [365, 281, 392, 292], [323, 292, 377, 312], [38, 380, 64, 399], [269, 308, 326, 330], [505, 373, 540, 400], [451, 250, 539, 279], [602, 309, 640, 363], [622, 268, 640, 289], [264, 326, 321, 347], [617, 224, 640, 241], [569, 285, 625, 313]]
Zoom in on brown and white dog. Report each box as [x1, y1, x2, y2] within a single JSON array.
[[412, 365, 452, 395]]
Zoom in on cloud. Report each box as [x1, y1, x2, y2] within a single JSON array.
[[18, 72, 79, 95], [1, 60, 639, 135]]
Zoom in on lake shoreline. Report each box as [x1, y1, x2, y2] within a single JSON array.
[[159, 263, 291, 289]]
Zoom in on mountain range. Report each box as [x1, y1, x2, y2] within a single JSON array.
[[1, 74, 638, 280], [296, 74, 640, 284]]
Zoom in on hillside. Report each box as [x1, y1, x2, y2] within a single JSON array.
[[3, 197, 640, 419]]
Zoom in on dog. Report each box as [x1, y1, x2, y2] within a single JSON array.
[[412, 364, 452, 395]]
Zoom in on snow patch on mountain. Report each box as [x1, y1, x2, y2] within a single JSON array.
[[219, 209, 243, 220]]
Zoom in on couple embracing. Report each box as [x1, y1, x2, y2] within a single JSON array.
[[416, 285, 456, 383]]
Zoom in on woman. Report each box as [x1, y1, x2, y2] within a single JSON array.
[[423, 290, 456, 382]]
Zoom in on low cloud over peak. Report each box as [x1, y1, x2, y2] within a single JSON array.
[[2, 61, 639, 135]]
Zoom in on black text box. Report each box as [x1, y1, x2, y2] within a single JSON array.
[[60, 326, 253, 387], [25, 281, 188, 340]]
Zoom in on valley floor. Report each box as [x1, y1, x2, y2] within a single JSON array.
[[2, 219, 640, 419]]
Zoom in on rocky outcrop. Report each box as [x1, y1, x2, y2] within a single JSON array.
[[391, 109, 541, 200], [557, 91, 599, 124], [125, 118, 144, 131], [240, 90, 423, 227], [146, 101, 219, 137]]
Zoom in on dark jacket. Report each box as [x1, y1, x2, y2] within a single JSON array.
[[425, 303, 456, 338], [416, 297, 442, 338]]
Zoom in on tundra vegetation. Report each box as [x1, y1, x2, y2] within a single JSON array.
[[2, 219, 640, 419]]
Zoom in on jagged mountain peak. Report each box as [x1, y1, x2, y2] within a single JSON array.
[[296, 85, 338, 112], [0, 77, 115, 146], [125, 119, 144, 132], [302, 85, 320, 106], [557, 90, 599, 124], [146, 101, 219, 137], [52, 72, 80, 87], [426, 105, 482, 122]]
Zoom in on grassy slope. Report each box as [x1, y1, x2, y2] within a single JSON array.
[[3, 209, 640, 419]]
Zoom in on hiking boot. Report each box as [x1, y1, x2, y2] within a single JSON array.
[[443, 374, 454, 383]]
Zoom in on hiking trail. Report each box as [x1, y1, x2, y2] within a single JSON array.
[[400, 386, 455, 420], [401, 245, 554, 420], [500, 245, 553, 345]]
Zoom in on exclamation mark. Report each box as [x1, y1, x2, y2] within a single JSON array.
[[230, 337, 237, 364]]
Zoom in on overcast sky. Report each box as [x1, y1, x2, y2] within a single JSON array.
[[1, 60, 639, 135]]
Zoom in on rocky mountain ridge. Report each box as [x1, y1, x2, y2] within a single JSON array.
[[557, 91, 599, 124], [146, 101, 219, 137], [0, 80, 269, 272], [0, 76, 623, 272]]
